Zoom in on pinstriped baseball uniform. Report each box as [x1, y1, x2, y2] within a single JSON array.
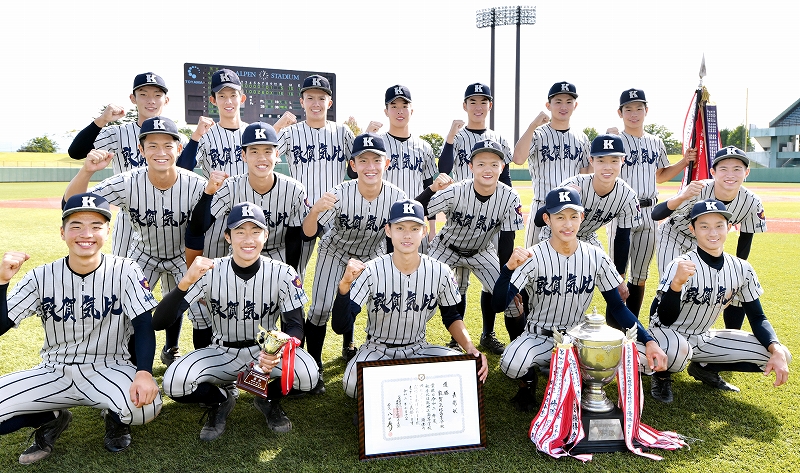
[[0, 255, 162, 426], [88, 168, 206, 317], [162, 256, 318, 398], [207, 174, 309, 263], [451, 129, 513, 183], [427, 180, 524, 294], [341, 254, 462, 397], [607, 131, 670, 284], [656, 180, 766, 276], [648, 250, 772, 373], [380, 133, 437, 197], [307, 181, 407, 326], [539, 174, 641, 246], [499, 240, 623, 378], [524, 125, 591, 246]]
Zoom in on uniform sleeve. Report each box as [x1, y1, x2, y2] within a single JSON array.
[[183, 271, 212, 307], [657, 257, 684, 293], [426, 186, 455, 218], [656, 138, 670, 169], [527, 129, 539, 163], [5, 270, 42, 326], [288, 184, 310, 227], [422, 142, 437, 180], [209, 181, 234, 220], [349, 266, 373, 308], [194, 136, 209, 174], [733, 261, 764, 304], [500, 136, 514, 165], [93, 125, 119, 153], [579, 134, 591, 169], [88, 174, 130, 210], [316, 185, 342, 228], [595, 249, 624, 292], [501, 191, 525, 231], [736, 195, 767, 234], [616, 191, 642, 229], [509, 258, 535, 294], [68, 121, 103, 159], [436, 263, 461, 307], [343, 126, 355, 160], [279, 267, 308, 313], [276, 128, 290, 157], [121, 263, 158, 320]]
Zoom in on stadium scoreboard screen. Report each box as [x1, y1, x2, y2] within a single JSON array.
[[183, 63, 336, 125]]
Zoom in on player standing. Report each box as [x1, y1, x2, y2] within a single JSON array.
[[68, 72, 176, 258], [64, 117, 207, 367], [606, 88, 695, 317], [154, 203, 318, 438], [493, 187, 667, 411], [416, 141, 524, 355], [652, 146, 766, 329], [274, 75, 355, 278], [302, 134, 406, 380], [512, 81, 591, 247], [647, 199, 790, 403], [0, 194, 161, 463], [332, 199, 488, 398]]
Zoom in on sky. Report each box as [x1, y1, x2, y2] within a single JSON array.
[[2, 0, 799, 152]]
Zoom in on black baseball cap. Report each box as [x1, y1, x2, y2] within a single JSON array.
[[133, 72, 168, 93], [227, 202, 268, 230], [590, 134, 626, 157], [388, 199, 425, 224], [300, 75, 332, 96], [385, 85, 412, 104], [351, 133, 386, 158], [464, 82, 493, 101], [62, 193, 112, 221], [139, 116, 181, 140], [548, 81, 578, 99], [619, 88, 647, 108], [543, 186, 584, 214], [211, 69, 242, 94], [713, 146, 750, 168], [690, 199, 732, 223], [470, 140, 505, 160], [242, 122, 278, 147]]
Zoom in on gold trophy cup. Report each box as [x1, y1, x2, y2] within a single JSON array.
[[235, 329, 291, 398]]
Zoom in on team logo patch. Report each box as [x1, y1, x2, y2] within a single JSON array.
[[292, 276, 303, 288], [757, 209, 765, 221], [304, 198, 311, 208], [515, 205, 523, 217], [139, 277, 151, 291]]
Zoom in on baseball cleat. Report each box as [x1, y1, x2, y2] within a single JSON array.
[[199, 388, 237, 441], [687, 362, 740, 392], [650, 374, 674, 403], [103, 414, 132, 452], [18, 409, 72, 465], [160, 346, 181, 367], [255, 398, 292, 433], [480, 332, 506, 355], [342, 343, 357, 362]]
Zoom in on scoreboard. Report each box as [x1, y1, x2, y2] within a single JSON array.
[[183, 63, 336, 125]]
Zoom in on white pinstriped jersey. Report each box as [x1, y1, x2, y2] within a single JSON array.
[[655, 251, 762, 336], [209, 174, 309, 253], [349, 254, 461, 346], [184, 256, 307, 344], [380, 133, 437, 197], [618, 131, 670, 200], [318, 181, 407, 257], [527, 125, 591, 201], [89, 168, 207, 259], [452, 128, 513, 182], [277, 121, 355, 204], [428, 180, 523, 251], [540, 174, 641, 242], [94, 123, 189, 174], [196, 123, 248, 178], [511, 241, 622, 331], [663, 180, 767, 239], [6, 255, 157, 365]]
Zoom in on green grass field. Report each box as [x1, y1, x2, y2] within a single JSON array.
[[0, 181, 798, 472]]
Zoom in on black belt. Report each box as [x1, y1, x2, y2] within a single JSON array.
[[222, 339, 258, 349], [448, 244, 480, 258], [530, 326, 554, 337], [639, 197, 656, 208], [367, 335, 413, 348]]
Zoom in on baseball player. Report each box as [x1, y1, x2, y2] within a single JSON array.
[[303, 133, 407, 379], [653, 146, 766, 330], [415, 140, 524, 355], [153, 203, 318, 438], [438, 83, 513, 187], [512, 81, 592, 247], [274, 75, 355, 279], [606, 88, 695, 317], [492, 187, 667, 411], [0, 193, 161, 463], [64, 116, 207, 367], [647, 199, 790, 404], [331, 199, 488, 398], [67, 72, 176, 258]]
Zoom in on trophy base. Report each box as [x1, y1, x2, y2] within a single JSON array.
[[236, 367, 270, 399], [568, 407, 646, 454]]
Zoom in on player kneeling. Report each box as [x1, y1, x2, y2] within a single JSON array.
[[0, 194, 162, 464], [153, 203, 318, 439], [647, 199, 791, 403], [332, 199, 488, 400]]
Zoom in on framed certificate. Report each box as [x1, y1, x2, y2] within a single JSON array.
[[356, 354, 486, 461]]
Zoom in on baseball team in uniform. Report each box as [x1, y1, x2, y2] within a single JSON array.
[[0, 71, 791, 464]]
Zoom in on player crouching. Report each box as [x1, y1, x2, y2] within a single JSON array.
[[0, 194, 162, 464], [647, 199, 791, 403], [492, 187, 667, 411], [332, 199, 488, 399], [153, 203, 318, 439]]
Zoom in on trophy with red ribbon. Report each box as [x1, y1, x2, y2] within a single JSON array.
[[236, 329, 291, 398]]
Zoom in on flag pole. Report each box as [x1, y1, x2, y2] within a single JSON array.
[[686, 55, 707, 184]]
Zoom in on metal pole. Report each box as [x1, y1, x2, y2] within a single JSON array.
[[514, 7, 522, 143], [744, 87, 749, 152], [490, 21, 496, 130]]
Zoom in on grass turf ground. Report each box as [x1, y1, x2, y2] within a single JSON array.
[[0, 182, 797, 472]]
